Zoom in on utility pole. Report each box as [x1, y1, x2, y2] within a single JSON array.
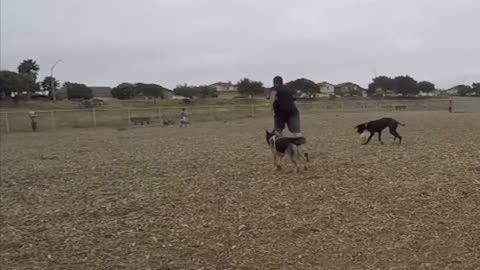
[[50, 59, 62, 101]]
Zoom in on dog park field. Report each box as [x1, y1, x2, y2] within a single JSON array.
[[1, 111, 479, 269]]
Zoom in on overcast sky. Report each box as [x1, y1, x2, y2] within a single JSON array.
[[1, 0, 479, 89]]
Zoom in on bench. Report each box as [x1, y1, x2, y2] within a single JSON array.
[[130, 116, 151, 125], [394, 105, 407, 111]]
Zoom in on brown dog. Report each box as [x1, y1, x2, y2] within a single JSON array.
[[355, 117, 405, 145]]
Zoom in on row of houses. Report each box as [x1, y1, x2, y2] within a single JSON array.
[[86, 81, 475, 100], [208, 81, 366, 97], [444, 85, 479, 96], [86, 82, 375, 99]]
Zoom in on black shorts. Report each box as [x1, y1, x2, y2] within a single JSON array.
[[274, 112, 300, 134]]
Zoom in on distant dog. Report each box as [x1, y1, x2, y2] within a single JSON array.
[[265, 130, 309, 172], [355, 117, 405, 145], [163, 119, 175, 126]]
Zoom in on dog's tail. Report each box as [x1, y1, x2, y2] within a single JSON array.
[[289, 137, 307, 145], [396, 120, 405, 126]]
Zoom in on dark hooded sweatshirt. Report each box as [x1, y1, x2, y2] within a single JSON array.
[[272, 85, 299, 116]]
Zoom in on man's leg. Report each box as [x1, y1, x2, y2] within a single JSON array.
[[274, 114, 286, 136], [287, 113, 303, 137]]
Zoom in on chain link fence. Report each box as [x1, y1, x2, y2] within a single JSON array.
[[0, 99, 449, 133]]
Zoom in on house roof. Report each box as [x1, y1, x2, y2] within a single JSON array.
[[318, 81, 334, 86], [90, 86, 113, 97], [209, 81, 235, 87], [447, 85, 463, 91], [335, 82, 357, 86]]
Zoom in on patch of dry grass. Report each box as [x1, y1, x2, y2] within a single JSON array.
[[1, 111, 479, 269]]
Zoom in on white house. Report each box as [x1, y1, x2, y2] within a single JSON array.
[[171, 95, 191, 100], [419, 91, 434, 97], [209, 81, 238, 92], [318, 82, 335, 95], [446, 86, 460, 95], [334, 82, 366, 97]]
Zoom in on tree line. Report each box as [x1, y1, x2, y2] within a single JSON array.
[[230, 76, 480, 98], [1, 58, 479, 104], [0, 59, 72, 103], [367, 75, 479, 97], [112, 83, 169, 103], [0, 60, 321, 103], [0, 59, 175, 103], [0, 59, 44, 103], [368, 76, 435, 96], [60, 82, 174, 103], [451, 83, 480, 96], [235, 78, 320, 98]]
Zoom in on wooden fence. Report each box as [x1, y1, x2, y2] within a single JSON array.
[[0, 99, 449, 133]]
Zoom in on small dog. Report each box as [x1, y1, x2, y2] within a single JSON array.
[[163, 119, 175, 126], [355, 117, 405, 145], [265, 130, 309, 172]]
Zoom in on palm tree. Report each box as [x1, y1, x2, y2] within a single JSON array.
[[41, 76, 59, 93], [17, 59, 40, 81]]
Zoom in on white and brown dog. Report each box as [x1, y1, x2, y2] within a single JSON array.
[[265, 130, 309, 172]]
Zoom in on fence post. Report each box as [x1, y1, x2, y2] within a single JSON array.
[[92, 109, 97, 128], [127, 108, 131, 126], [158, 107, 162, 120], [50, 111, 56, 131], [250, 103, 255, 117], [4, 113, 10, 133]]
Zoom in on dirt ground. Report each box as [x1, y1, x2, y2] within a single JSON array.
[[1, 111, 479, 270]]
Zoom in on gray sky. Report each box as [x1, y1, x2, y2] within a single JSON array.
[[1, 0, 479, 89]]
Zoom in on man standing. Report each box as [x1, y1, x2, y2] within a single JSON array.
[[268, 76, 303, 138]]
